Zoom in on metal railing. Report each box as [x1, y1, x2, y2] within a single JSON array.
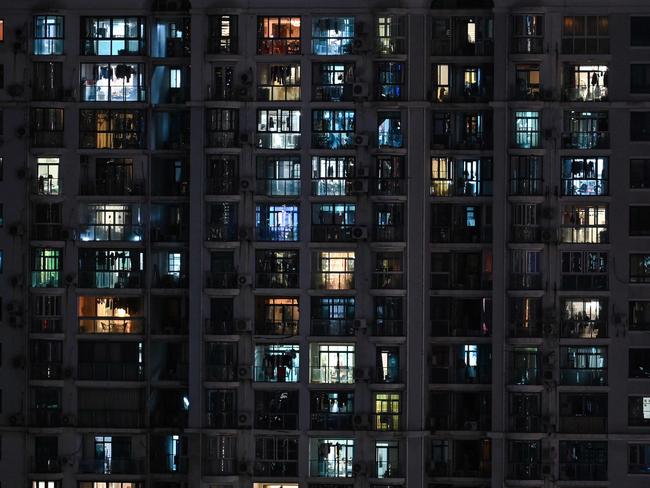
[[78, 317, 144, 334], [77, 362, 144, 381]]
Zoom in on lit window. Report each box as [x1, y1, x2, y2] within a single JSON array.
[[208, 15, 237, 54], [0, 19, 4, 42], [376, 15, 406, 55], [170, 68, 182, 88], [257, 109, 301, 149], [561, 157, 608, 196], [312, 251, 355, 290], [257, 63, 300, 101], [81, 17, 146, 56], [80, 63, 145, 102], [560, 205, 608, 244], [36, 157, 60, 196], [562, 16, 609, 54], [33, 16, 64, 55], [511, 15, 544, 54], [257, 16, 301, 55], [512, 111, 540, 149], [79, 109, 146, 149], [312, 17, 355, 55]]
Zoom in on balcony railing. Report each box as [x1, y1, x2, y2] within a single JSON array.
[[150, 454, 189, 474], [78, 224, 144, 242], [560, 320, 606, 339], [255, 411, 298, 430], [510, 226, 541, 243], [309, 458, 354, 478], [372, 272, 404, 290], [509, 415, 542, 433], [559, 462, 607, 481], [509, 273, 543, 290], [150, 225, 188, 242], [205, 271, 238, 288], [312, 272, 354, 290], [204, 319, 235, 335], [78, 457, 145, 474], [205, 411, 237, 429], [561, 275, 608, 291], [431, 226, 492, 244], [77, 362, 144, 381], [79, 178, 145, 196], [373, 179, 406, 196], [152, 273, 187, 288], [563, 85, 609, 102], [254, 459, 298, 477], [375, 460, 401, 478], [431, 320, 489, 338], [371, 413, 401, 431], [206, 177, 237, 195], [78, 317, 144, 334], [430, 366, 491, 384], [559, 416, 607, 433], [311, 225, 355, 242], [256, 225, 299, 242], [205, 365, 237, 382], [509, 322, 543, 338], [255, 320, 299, 335], [508, 462, 541, 480], [560, 368, 607, 386], [254, 365, 299, 383], [373, 226, 405, 242], [203, 458, 236, 476], [77, 409, 143, 428], [31, 317, 63, 333], [78, 271, 143, 289], [30, 409, 62, 427], [31, 224, 63, 240], [310, 366, 355, 384], [255, 272, 299, 288], [509, 367, 541, 385], [30, 456, 62, 473], [371, 320, 404, 336], [30, 362, 63, 380], [311, 319, 355, 336], [206, 224, 238, 241], [561, 131, 609, 150], [310, 412, 353, 430], [430, 272, 492, 290]]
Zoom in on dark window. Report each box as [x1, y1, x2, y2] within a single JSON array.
[[631, 112, 650, 141], [562, 16, 609, 54], [208, 15, 238, 54], [631, 65, 650, 93], [630, 349, 650, 378], [630, 254, 650, 283], [631, 17, 650, 46], [631, 159, 650, 188], [630, 207, 650, 236]]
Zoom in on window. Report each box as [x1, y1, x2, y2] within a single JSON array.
[[377, 111, 403, 148], [561, 157, 608, 196], [377, 15, 406, 55], [78, 249, 144, 288], [431, 204, 492, 244], [629, 444, 650, 474], [312, 251, 355, 290], [31, 108, 64, 147], [78, 204, 144, 242], [560, 205, 608, 244], [561, 251, 608, 291], [81, 17, 146, 56], [311, 297, 355, 336], [430, 157, 493, 197], [432, 64, 450, 102], [312, 17, 355, 55], [312, 110, 355, 149], [0, 19, 3, 42], [631, 301, 650, 331], [78, 296, 143, 334], [32, 62, 62, 101], [310, 438, 354, 477], [511, 15, 544, 53], [210, 65, 233, 101], [311, 156, 355, 196], [0, 65, 3, 89], [255, 251, 299, 289], [632, 17, 650, 46], [373, 205, 404, 242], [205, 343, 237, 381], [632, 64, 650, 93], [512, 111, 540, 149], [509, 249, 541, 290], [255, 204, 299, 241], [254, 344, 300, 382], [631, 159, 650, 188], [563, 111, 609, 149], [376, 62, 405, 100], [559, 442, 607, 481], [562, 16, 609, 54], [630, 349, 650, 378], [631, 254, 650, 283], [254, 436, 299, 476], [311, 203, 356, 241], [310, 343, 355, 384], [36, 157, 61, 196], [256, 156, 301, 196], [564, 65, 608, 102], [31, 248, 61, 288], [206, 155, 236, 194], [206, 108, 238, 147], [206, 203, 238, 241], [80, 63, 145, 102], [509, 347, 540, 385], [514, 64, 540, 100], [34, 15, 63, 55], [255, 296, 299, 334], [560, 298, 606, 338], [257, 64, 300, 101], [208, 15, 237, 54], [257, 109, 301, 149], [510, 155, 542, 195], [431, 251, 493, 290], [559, 346, 607, 386], [79, 109, 145, 149], [312, 63, 354, 102], [257, 17, 301, 55], [310, 391, 354, 429], [631, 112, 650, 141], [374, 393, 401, 431], [375, 156, 406, 195], [629, 396, 650, 425], [631, 207, 650, 236]]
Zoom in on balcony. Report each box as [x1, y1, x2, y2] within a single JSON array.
[[255, 272, 299, 288], [430, 272, 492, 290], [371, 413, 401, 431], [255, 225, 299, 242], [509, 367, 541, 385], [78, 271, 143, 289], [31, 409, 62, 427], [561, 131, 609, 150], [559, 416, 607, 433], [560, 369, 607, 386], [509, 322, 543, 338], [310, 366, 354, 384], [79, 317, 144, 334], [373, 179, 406, 196], [431, 226, 492, 244], [510, 226, 541, 243], [561, 274, 608, 291], [33, 178, 62, 196], [560, 320, 606, 339], [372, 272, 404, 290], [151, 225, 188, 242], [255, 411, 298, 430], [563, 85, 608, 103], [207, 224, 238, 242], [559, 463, 607, 481], [312, 272, 354, 290], [430, 366, 491, 385], [254, 459, 298, 477], [30, 456, 62, 474], [77, 362, 144, 382], [151, 454, 189, 474], [431, 320, 489, 338], [152, 273, 187, 289], [509, 273, 543, 290], [254, 366, 299, 383], [31, 317, 63, 334], [203, 458, 235, 476], [77, 409, 144, 428], [79, 178, 145, 197], [31, 224, 63, 241], [78, 224, 145, 242], [205, 365, 236, 382], [79, 457, 145, 474], [256, 320, 299, 335], [204, 319, 235, 335], [206, 177, 237, 195], [312, 225, 355, 242], [509, 415, 541, 433], [375, 460, 401, 479], [30, 362, 63, 380], [373, 226, 405, 242], [309, 459, 353, 478], [31, 271, 61, 288], [508, 463, 541, 480]]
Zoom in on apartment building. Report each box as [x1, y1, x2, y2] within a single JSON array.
[[0, 0, 649, 487]]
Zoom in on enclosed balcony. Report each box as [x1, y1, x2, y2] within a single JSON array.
[[78, 249, 144, 289], [255, 390, 299, 430], [153, 111, 190, 150], [429, 391, 491, 431], [432, 17, 494, 56], [150, 204, 189, 242], [77, 341, 145, 382], [431, 204, 492, 244], [255, 296, 299, 335], [310, 391, 354, 430], [152, 65, 190, 104], [78, 296, 144, 334], [78, 204, 144, 242], [563, 65, 608, 102], [431, 297, 491, 337], [79, 157, 145, 197], [430, 251, 492, 290], [254, 344, 300, 383], [559, 393, 607, 433], [430, 344, 492, 384]]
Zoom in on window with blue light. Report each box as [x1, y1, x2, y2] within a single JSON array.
[[312, 17, 355, 55], [256, 204, 299, 241], [377, 111, 403, 148], [33, 16, 64, 55], [561, 157, 608, 196], [376, 62, 404, 100], [312, 110, 356, 149]]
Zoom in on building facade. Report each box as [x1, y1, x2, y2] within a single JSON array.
[[0, 0, 649, 487]]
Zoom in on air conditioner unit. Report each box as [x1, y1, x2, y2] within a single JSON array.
[[238, 227, 253, 241], [239, 71, 254, 86], [351, 413, 368, 429], [237, 365, 252, 380], [238, 132, 255, 145], [541, 228, 556, 244], [350, 179, 368, 193], [353, 319, 367, 330], [239, 178, 253, 192], [351, 36, 369, 52], [463, 421, 479, 430], [61, 228, 75, 241], [237, 274, 253, 287], [354, 367, 370, 381], [62, 414, 74, 426], [236, 86, 251, 101], [9, 413, 24, 426], [235, 319, 252, 333], [237, 412, 252, 428], [356, 166, 370, 178], [8, 223, 24, 236], [353, 134, 369, 146], [352, 462, 366, 475], [237, 460, 250, 475], [351, 226, 368, 240], [352, 82, 369, 98]]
